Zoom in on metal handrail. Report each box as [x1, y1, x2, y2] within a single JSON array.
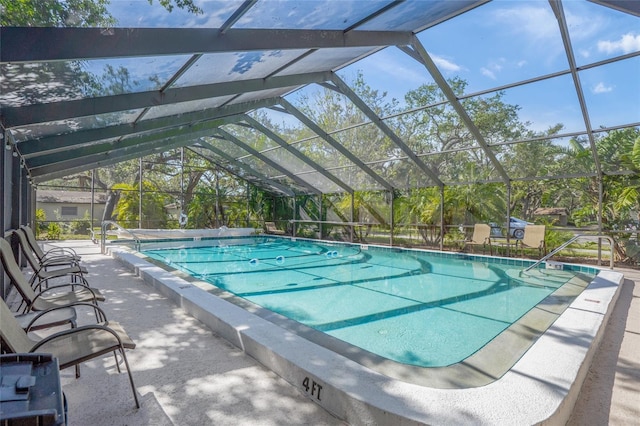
[[100, 221, 140, 254], [522, 234, 615, 274]]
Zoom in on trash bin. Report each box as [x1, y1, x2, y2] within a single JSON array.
[[0, 353, 65, 426]]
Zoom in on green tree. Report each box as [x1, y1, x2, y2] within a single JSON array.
[[113, 181, 169, 228], [571, 128, 640, 262], [332, 190, 390, 241], [394, 183, 505, 245], [610, 131, 640, 216], [0, 0, 114, 27], [293, 72, 401, 188], [400, 78, 529, 183], [34, 208, 47, 237], [188, 186, 219, 229], [394, 78, 531, 234], [0, 0, 202, 26]]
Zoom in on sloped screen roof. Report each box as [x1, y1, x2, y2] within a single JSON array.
[[1, 0, 638, 196]]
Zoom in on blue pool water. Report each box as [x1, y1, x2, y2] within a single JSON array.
[[142, 238, 594, 367]]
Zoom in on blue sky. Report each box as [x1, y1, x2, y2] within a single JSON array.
[[102, 0, 639, 135], [335, 0, 639, 133]]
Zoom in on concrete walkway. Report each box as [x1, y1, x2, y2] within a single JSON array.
[[568, 267, 640, 425], [18, 241, 640, 425]]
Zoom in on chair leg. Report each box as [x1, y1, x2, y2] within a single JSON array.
[[119, 348, 140, 409], [113, 351, 122, 373], [69, 321, 81, 378]]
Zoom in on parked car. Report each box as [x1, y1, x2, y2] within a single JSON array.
[[488, 222, 503, 237], [506, 217, 532, 239]]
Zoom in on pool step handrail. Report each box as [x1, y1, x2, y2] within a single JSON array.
[[522, 234, 614, 274], [100, 221, 141, 254]]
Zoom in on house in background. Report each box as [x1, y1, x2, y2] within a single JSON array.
[[36, 190, 107, 225], [533, 207, 569, 226]]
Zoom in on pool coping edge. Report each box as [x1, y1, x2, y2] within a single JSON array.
[[111, 246, 624, 425]]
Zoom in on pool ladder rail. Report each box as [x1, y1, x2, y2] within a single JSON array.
[[99, 220, 141, 254], [521, 234, 614, 276]]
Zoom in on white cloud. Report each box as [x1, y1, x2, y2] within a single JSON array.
[[564, 9, 605, 42], [598, 32, 640, 55], [481, 67, 496, 80], [480, 60, 504, 80], [493, 6, 558, 42], [592, 82, 613, 94], [491, 5, 565, 64], [376, 62, 428, 85], [432, 55, 462, 73]]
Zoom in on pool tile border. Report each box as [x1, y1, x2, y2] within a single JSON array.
[[111, 242, 623, 425], [130, 235, 600, 275]]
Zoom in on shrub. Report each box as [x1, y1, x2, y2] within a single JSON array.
[[46, 222, 62, 240], [35, 209, 46, 237], [70, 212, 91, 235]]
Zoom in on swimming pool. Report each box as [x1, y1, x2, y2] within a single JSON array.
[[113, 234, 624, 424], [141, 237, 596, 375]]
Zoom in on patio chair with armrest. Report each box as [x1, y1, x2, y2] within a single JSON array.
[[0, 238, 104, 315], [20, 224, 82, 264], [265, 221, 286, 235], [5, 229, 88, 288], [519, 224, 547, 258], [11, 227, 87, 270], [463, 223, 493, 255], [14, 305, 78, 332], [0, 298, 140, 408], [11, 301, 110, 378], [13, 301, 110, 334]]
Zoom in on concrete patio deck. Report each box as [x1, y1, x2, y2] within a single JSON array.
[[12, 241, 640, 425]]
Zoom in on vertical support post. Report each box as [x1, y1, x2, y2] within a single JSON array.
[[29, 185, 36, 230], [11, 153, 20, 231], [246, 181, 250, 227], [291, 195, 297, 237], [215, 167, 221, 228], [1, 137, 7, 299], [90, 170, 95, 231], [10, 152, 23, 266], [20, 165, 29, 229], [318, 194, 322, 240], [506, 181, 512, 256], [350, 193, 355, 243], [272, 195, 276, 225], [598, 177, 603, 266], [389, 190, 394, 247], [138, 157, 143, 229], [439, 186, 445, 251], [181, 147, 185, 224]]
